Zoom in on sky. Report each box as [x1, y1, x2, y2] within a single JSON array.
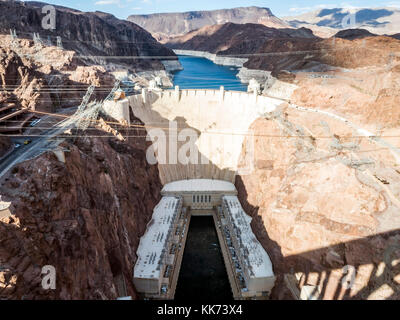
[[43, 0, 400, 19]]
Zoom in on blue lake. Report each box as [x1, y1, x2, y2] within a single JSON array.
[[172, 55, 248, 92]]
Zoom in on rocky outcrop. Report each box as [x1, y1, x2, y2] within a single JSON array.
[[334, 28, 377, 40], [0, 137, 12, 158], [161, 60, 184, 72], [286, 36, 400, 128], [0, 118, 162, 300], [284, 7, 400, 37], [167, 21, 399, 74], [236, 109, 400, 300], [170, 22, 400, 130], [128, 6, 289, 42], [0, 38, 115, 117], [0, 0, 177, 72]]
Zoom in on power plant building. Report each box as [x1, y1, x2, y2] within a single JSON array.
[[133, 196, 184, 297], [221, 195, 275, 297], [133, 180, 276, 299]]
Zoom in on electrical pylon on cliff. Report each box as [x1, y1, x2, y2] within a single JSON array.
[[76, 85, 95, 115], [10, 29, 21, 56], [76, 101, 103, 132], [74, 80, 122, 133], [105, 80, 122, 101], [33, 33, 44, 49], [56, 36, 63, 49], [74, 85, 97, 132], [9, 29, 17, 40]]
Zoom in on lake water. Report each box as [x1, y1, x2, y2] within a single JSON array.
[[172, 55, 248, 91]]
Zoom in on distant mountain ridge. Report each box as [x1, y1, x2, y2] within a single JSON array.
[[166, 22, 317, 55], [284, 7, 400, 36], [128, 6, 289, 42], [0, 0, 177, 72], [166, 20, 400, 77]]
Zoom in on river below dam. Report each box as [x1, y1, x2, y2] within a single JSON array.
[[175, 216, 233, 302], [172, 55, 248, 91]]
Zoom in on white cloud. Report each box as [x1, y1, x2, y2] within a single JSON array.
[[95, 0, 137, 9], [386, 1, 400, 8], [95, 0, 120, 5]]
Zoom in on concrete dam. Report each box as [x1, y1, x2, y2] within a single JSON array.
[[105, 87, 283, 185], [105, 87, 283, 300]]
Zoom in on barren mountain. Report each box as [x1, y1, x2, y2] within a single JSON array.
[[245, 31, 399, 70], [246, 32, 400, 128], [0, 33, 115, 128], [167, 22, 317, 55], [0, 0, 177, 71], [236, 106, 400, 300], [0, 117, 162, 299], [128, 6, 289, 42], [284, 7, 400, 36]]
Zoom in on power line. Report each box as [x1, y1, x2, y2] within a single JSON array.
[[4, 109, 398, 141]]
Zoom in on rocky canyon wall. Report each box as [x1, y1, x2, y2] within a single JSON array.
[[0, 118, 162, 299], [0, 40, 115, 113], [236, 108, 400, 300], [0, 0, 177, 72]]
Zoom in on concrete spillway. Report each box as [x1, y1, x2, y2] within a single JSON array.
[[123, 88, 283, 185]]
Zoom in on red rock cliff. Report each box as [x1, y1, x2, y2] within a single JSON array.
[[0, 120, 162, 300], [236, 112, 400, 300]]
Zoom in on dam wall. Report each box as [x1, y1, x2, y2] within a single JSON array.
[[128, 87, 283, 185]]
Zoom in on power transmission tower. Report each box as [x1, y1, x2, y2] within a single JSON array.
[[10, 29, 21, 56], [76, 85, 95, 114], [33, 33, 43, 49], [56, 36, 63, 49], [9, 29, 17, 40], [74, 85, 104, 132], [105, 80, 121, 101], [74, 81, 122, 134]]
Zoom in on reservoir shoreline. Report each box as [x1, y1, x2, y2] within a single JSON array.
[[172, 54, 248, 91]]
